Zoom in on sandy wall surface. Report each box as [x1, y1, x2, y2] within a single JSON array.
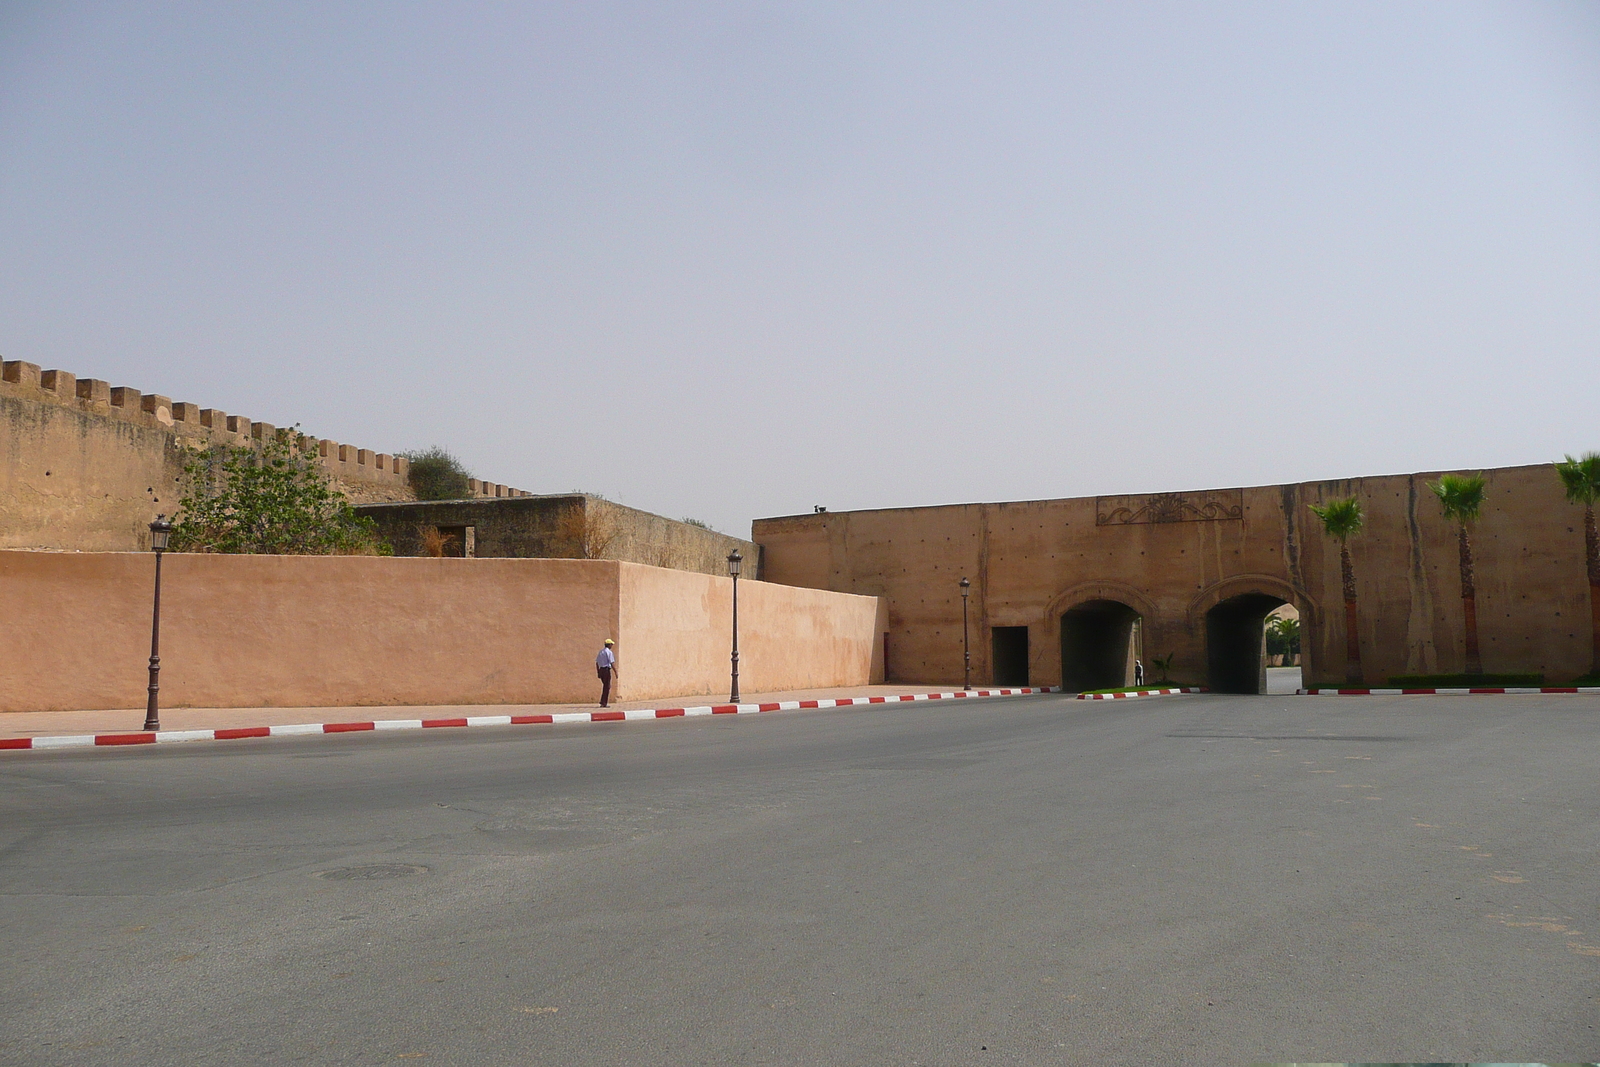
[[755, 462, 1595, 689], [1, 361, 419, 552], [617, 562, 883, 700], [0, 551, 882, 713]]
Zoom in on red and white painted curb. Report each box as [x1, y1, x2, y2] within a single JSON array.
[[0, 687, 1057, 754], [1077, 686, 1206, 700], [1299, 686, 1600, 696]]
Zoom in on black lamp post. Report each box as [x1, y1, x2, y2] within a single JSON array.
[[727, 549, 742, 704], [144, 515, 173, 731], [960, 576, 971, 690]]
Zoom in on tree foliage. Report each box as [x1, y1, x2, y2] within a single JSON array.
[[403, 446, 474, 501], [1309, 496, 1363, 542], [1428, 473, 1486, 524], [1265, 615, 1301, 657], [1556, 452, 1600, 508], [171, 433, 389, 555]]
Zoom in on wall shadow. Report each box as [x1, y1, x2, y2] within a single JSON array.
[[1206, 592, 1288, 694], [991, 626, 1030, 686], [1060, 599, 1141, 692]]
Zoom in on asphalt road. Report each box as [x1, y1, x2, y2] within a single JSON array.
[[2, 691, 1596, 1066]]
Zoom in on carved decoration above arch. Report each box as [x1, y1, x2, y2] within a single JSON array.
[[1186, 573, 1320, 628], [1097, 489, 1244, 525], [1043, 580, 1161, 629]]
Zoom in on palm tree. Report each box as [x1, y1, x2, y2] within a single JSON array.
[[1428, 473, 1488, 675], [1555, 452, 1600, 677], [1310, 496, 1364, 684]]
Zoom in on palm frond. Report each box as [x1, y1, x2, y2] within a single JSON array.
[[1555, 452, 1600, 507], [1309, 496, 1363, 541], [1428, 473, 1486, 523]]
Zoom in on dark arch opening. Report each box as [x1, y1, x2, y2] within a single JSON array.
[[1206, 592, 1288, 694], [1060, 599, 1141, 693]]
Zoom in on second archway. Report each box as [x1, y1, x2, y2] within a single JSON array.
[[1060, 599, 1143, 693]]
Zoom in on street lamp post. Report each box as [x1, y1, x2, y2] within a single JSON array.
[[727, 549, 742, 704], [960, 576, 971, 690], [144, 515, 173, 731]]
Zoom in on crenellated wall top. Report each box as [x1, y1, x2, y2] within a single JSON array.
[[1, 359, 529, 498]]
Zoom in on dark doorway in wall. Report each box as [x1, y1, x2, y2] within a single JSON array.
[[991, 627, 1029, 686], [434, 525, 476, 558], [1206, 592, 1287, 694], [1060, 600, 1141, 692]]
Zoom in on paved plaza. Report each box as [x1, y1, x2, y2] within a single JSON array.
[[2, 690, 1596, 1064]]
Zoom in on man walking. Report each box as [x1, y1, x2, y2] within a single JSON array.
[[596, 639, 617, 708]]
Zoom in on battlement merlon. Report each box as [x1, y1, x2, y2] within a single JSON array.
[[2, 359, 526, 496]]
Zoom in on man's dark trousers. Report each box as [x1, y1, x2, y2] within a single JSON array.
[[598, 666, 612, 707]]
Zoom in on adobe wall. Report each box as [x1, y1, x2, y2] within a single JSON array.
[[753, 463, 1595, 689], [357, 495, 759, 577], [0, 551, 881, 713], [0, 359, 530, 551], [618, 564, 884, 697]]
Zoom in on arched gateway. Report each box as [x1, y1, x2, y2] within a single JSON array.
[[1189, 575, 1317, 695], [1048, 582, 1159, 693]]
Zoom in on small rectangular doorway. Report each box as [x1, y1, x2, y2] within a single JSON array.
[[435, 525, 476, 558], [991, 626, 1029, 686]]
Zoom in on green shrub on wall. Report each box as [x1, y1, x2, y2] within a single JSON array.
[[402, 446, 474, 501], [172, 433, 390, 555]]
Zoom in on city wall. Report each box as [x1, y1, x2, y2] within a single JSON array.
[[357, 496, 759, 577], [753, 463, 1595, 690], [0, 551, 883, 713], [0, 359, 529, 552]]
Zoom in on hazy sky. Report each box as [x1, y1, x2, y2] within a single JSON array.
[[3, 2, 1597, 536]]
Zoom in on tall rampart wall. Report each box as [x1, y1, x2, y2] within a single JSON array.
[[754, 462, 1596, 690], [0, 552, 883, 713], [0, 359, 529, 551]]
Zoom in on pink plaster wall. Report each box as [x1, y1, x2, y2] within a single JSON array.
[[617, 562, 883, 700], [0, 552, 883, 713]]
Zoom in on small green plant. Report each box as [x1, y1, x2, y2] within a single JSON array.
[[402, 446, 474, 501], [1149, 653, 1175, 684], [172, 431, 389, 555], [681, 517, 710, 529]]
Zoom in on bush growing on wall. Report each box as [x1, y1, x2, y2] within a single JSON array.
[[172, 432, 389, 555], [403, 446, 474, 501]]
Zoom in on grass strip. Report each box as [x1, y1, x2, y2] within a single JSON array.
[[1387, 673, 1544, 688], [1080, 684, 1185, 695]]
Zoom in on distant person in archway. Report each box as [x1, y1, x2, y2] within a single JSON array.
[[597, 639, 617, 707], [1134, 659, 1145, 686]]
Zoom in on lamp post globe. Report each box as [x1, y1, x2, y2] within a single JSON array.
[[144, 515, 173, 731], [727, 550, 742, 704], [959, 576, 971, 690]]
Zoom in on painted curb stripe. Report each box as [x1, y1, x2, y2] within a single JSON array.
[[97, 732, 155, 745], [2, 687, 1056, 753], [1077, 687, 1207, 700], [1298, 687, 1600, 696], [214, 726, 270, 740]]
